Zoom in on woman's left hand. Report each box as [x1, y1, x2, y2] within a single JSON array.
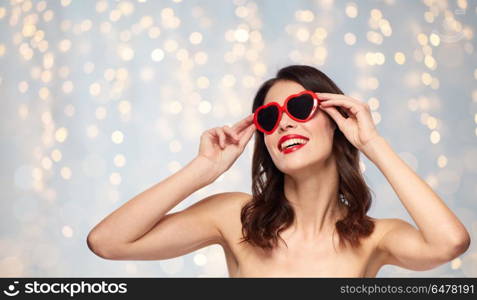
[[316, 93, 381, 151]]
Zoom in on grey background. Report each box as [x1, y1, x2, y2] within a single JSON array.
[[0, 0, 476, 277]]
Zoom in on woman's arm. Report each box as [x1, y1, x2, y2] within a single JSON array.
[[87, 114, 256, 260], [87, 156, 221, 260], [362, 136, 470, 269], [318, 93, 470, 271]]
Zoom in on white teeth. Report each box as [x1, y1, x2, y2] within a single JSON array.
[[280, 138, 308, 150]]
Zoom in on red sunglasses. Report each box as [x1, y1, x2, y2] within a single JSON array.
[[253, 90, 321, 134]]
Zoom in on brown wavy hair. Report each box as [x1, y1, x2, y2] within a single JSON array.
[[240, 65, 375, 251]]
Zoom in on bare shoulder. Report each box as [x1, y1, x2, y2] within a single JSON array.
[[195, 191, 252, 241], [199, 191, 251, 215]]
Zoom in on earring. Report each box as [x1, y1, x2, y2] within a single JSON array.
[[339, 193, 349, 206]]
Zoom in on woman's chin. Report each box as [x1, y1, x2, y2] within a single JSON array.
[[274, 151, 330, 174]]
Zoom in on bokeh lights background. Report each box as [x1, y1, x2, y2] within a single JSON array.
[[0, 0, 476, 277]]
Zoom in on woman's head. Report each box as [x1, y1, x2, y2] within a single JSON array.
[[260, 80, 337, 176], [240, 65, 374, 251]]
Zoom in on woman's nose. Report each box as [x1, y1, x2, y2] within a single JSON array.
[[278, 112, 296, 131]]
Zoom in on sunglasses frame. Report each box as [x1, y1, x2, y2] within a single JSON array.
[[253, 90, 321, 135]]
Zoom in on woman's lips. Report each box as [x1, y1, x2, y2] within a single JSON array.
[[282, 143, 307, 154]]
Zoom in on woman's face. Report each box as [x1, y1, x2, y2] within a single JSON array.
[[263, 80, 336, 174]]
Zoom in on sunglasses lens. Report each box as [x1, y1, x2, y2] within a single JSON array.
[[287, 94, 314, 120], [257, 105, 279, 132]]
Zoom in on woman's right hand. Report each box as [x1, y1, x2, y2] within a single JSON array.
[[197, 113, 256, 180]]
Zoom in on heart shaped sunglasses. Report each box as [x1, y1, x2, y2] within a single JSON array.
[[253, 90, 321, 134]]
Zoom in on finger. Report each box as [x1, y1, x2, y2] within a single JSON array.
[[320, 99, 371, 126], [238, 123, 255, 148], [320, 99, 363, 116], [223, 125, 239, 144], [216, 128, 226, 149], [320, 106, 346, 128], [232, 113, 254, 134], [318, 93, 363, 106]]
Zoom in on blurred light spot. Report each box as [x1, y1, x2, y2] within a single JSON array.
[[41, 157, 52, 170], [151, 48, 165, 61], [62, 225, 73, 238], [367, 31, 383, 44], [221, 74, 236, 87], [430, 33, 440, 46], [437, 155, 448, 168], [55, 127, 68, 143], [114, 154, 126, 167], [18, 81, 29, 93], [295, 10, 314, 22], [235, 28, 249, 42], [371, 111, 381, 125], [430, 130, 440, 144], [169, 140, 182, 153], [0, 256, 24, 277], [89, 83, 101, 96], [169, 101, 182, 114], [160, 257, 184, 275], [118, 101, 131, 114], [51, 149, 62, 162], [110, 172, 122, 185], [189, 32, 203, 44], [194, 253, 208, 266], [344, 32, 356, 45], [426, 116, 438, 129], [235, 6, 249, 18], [168, 161, 181, 173], [394, 52, 406, 64], [96, 1, 108, 13], [164, 39, 178, 52], [417, 33, 428, 45], [118, 45, 134, 61], [18, 104, 29, 119], [425, 174, 438, 188], [95, 106, 107, 120], [368, 97, 380, 110], [87, 125, 99, 138], [148, 26, 161, 38], [451, 258, 462, 270], [61, 0, 72, 7], [125, 263, 137, 274], [296, 27, 310, 42], [140, 67, 155, 81], [194, 51, 208, 65], [112, 130, 124, 144], [83, 61, 95, 74], [197, 76, 209, 89], [198, 101, 212, 114], [345, 2, 358, 18], [421, 72, 432, 85], [60, 167, 72, 180], [39, 87, 50, 100]]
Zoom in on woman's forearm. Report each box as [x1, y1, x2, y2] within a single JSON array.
[[361, 136, 470, 248], [87, 156, 220, 246]]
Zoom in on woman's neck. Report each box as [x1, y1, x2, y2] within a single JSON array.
[[283, 156, 345, 240]]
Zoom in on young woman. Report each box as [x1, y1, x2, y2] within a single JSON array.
[[87, 65, 470, 277]]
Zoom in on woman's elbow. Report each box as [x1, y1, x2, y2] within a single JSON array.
[[452, 231, 471, 257], [87, 231, 119, 260], [441, 231, 471, 262]]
